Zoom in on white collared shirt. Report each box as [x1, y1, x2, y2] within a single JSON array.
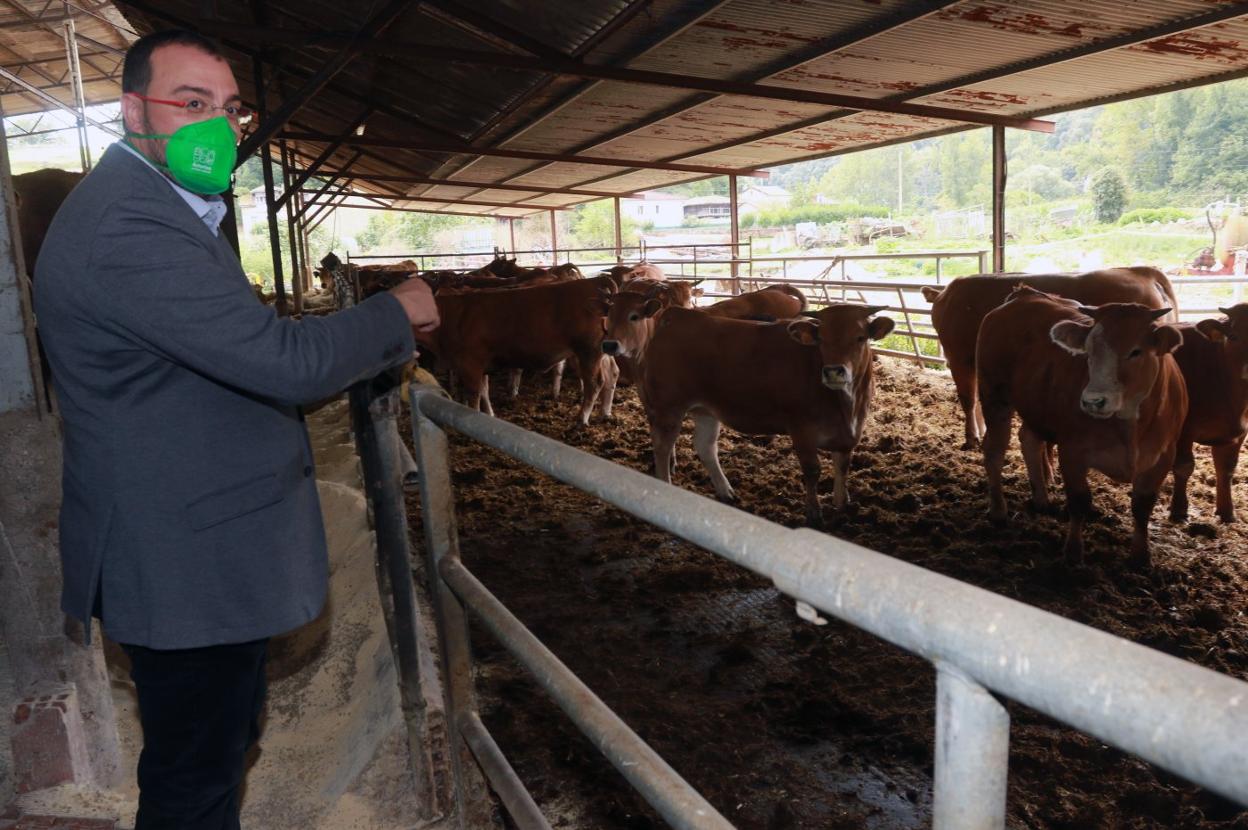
[[118, 140, 229, 237]]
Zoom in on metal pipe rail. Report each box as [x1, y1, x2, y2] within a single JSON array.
[[410, 386, 1248, 829]]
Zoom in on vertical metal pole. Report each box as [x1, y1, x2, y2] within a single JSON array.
[[933, 666, 1010, 830], [62, 12, 91, 172], [280, 141, 303, 315], [992, 125, 1006, 274], [613, 196, 622, 262], [936, 256, 943, 284], [728, 174, 740, 295], [979, 250, 988, 274], [261, 141, 288, 315], [897, 287, 921, 362], [508, 217, 516, 257], [252, 57, 288, 315], [347, 375, 444, 821], [412, 392, 495, 829], [549, 209, 557, 264]]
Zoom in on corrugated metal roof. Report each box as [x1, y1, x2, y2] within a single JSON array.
[[8, 1, 1247, 218]]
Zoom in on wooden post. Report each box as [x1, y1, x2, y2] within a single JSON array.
[[728, 174, 741, 295], [613, 196, 623, 262], [992, 125, 1006, 274], [549, 209, 558, 264]]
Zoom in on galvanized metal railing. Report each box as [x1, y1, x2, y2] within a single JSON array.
[[409, 385, 1248, 830]]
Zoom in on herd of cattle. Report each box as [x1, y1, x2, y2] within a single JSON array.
[[321, 254, 1247, 569], [9, 166, 1244, 568]]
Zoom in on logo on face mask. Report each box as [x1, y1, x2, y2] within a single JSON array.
[[126, 116, 237, 195]]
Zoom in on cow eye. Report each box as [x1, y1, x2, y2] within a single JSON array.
[[857, 335, 867, 343], [1128, 348, 1142, 359], [629, 313, 639, 322]]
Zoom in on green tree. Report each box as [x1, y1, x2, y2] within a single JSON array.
[[1090, 167, 1127, 223], [570, 200, 639, 247]]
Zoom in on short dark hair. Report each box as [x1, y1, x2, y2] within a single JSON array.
[[122, 29, 225, 94]]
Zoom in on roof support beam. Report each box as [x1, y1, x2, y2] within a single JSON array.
[[234, 0, 415, 163], [279, 131, 769, 178], [296, 190, 570, 211], [294, 149, 364, 222], [198, 28, 1054, 133], [0, 65, 120, 135], [272, 107, 372, 212], [0, 0, 123, 61], [303, 172, 636, 200], [327, 203, 522, 219]]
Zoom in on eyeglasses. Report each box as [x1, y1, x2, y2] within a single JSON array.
[[131, 93, 254, 125]]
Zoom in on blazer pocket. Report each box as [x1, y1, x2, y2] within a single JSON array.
[[186, 472, 284, 531]]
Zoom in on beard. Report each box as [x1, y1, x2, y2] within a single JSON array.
[[139, 111, 168, 167]]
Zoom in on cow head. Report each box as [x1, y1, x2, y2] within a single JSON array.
[[1196, 304, 1248, 381], [602, 291, 663, 357], [787, 304, 894, 393], [1050, 303, 1181, 419]]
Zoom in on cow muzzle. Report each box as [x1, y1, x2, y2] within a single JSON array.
[[602, 340, 624, 356], [822, 365, 852, 391], [1079, 389, 1121, 419]]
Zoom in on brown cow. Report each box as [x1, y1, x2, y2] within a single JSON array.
[[621, 303, 894, 526], [601, 262, 664, 282], [12, 168, 85, 277], [416, 276, 618, 425], [923, 267, 1179, 449], [705, 285, 807, 320], [1169, 304, 1248, 524], [977, 288, 1187, 565]]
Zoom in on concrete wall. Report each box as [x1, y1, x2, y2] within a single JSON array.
[[0, 121, 38, 415]]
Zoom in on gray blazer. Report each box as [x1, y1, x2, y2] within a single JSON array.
[[34, 143, 414, 649]]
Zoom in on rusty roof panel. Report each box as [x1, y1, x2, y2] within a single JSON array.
[[58, 1, 1245, 216]]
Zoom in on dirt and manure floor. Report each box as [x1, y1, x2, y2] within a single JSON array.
[[400, 358, 1248, 830]]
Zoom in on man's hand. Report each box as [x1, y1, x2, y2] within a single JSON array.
[[389, 278, 440, 333]]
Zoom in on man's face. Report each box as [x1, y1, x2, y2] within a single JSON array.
[[122, 43, 242, 168]]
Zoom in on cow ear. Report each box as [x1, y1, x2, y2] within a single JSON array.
[[642, 298, 665, 318], [787, 319, 820, 346], [1150, 324, 1183, 355], [1196, 318, 1228, 343], [867, 316, 895, 340], [1050, 320, 1091, 355]]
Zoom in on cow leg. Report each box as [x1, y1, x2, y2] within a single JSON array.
[[981, 404, 1013, 523], [1018, 425, 1052, 511], [650, 418, 681, 485], [597, 356, 618, 420], [575, 352, 604, 426], [952, 365, 981, 450], [1058, 450, 1091, 564], [1211, 439, 1243, 523], [1169, 438, 1196, 523], [791, 436, 824, 528], [830, 450, 851, 510], [509, 369, 522, 398], [692, 414, 734, 502], [552, 360, 566, 399]]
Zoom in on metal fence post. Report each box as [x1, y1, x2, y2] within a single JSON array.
[[932, 666, 1010, 830], [411, 389, 536, 828]]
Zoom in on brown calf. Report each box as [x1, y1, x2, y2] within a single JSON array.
[[977, 288, 1187, 565], [924, 267, 1178, 449], [1170, 304, 1248, 523], [626, 304, 893, 526], [705, 285, 807, 320]]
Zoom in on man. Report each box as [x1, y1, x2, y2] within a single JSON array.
[[33, 29, 438, 829]]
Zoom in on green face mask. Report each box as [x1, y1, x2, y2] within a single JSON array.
[[126, 116, 237, 195]]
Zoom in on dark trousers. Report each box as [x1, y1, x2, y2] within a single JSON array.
[[121, 639, 269, 830]]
